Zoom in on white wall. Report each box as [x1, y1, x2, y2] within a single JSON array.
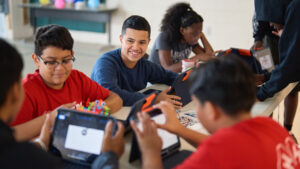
[[3, 0, 33, 39], [76, 0, 255, 50], [10, 0, 33, 39], [8, 0, 255, 50]]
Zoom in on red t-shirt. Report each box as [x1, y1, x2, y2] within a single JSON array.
[[11, 69, 110, 126], [175, 117, 300, 169]]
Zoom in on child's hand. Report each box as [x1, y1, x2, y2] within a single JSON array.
[[153, 101, 183, 134], [49, 101, 76, 124], [272, 29, 283, 37], [250, 41, 263, 51], [156, 87, 182, 109], [255, 74, 266, 86], [130, 112, 162, 157], [101, 121, 125, 158], [38, 114, 52, 151]]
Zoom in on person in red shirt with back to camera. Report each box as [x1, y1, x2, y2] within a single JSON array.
[[11, 24, 123, 141], [131, 54, 300, 169]]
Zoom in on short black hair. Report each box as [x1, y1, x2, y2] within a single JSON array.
[[34, 24, 74, 56], [121, 15, 151, 38], [0, 39, 23, 107], [161, 3, 203, 45], [189, 54, 256, 116]]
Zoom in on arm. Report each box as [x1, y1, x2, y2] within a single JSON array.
[[33, 114, 53, 151], [172, 124, 208, 147], [197, 33, 214, 54], [154, 101, 208, 147], [14, 114, 47, 141], [158, 50, 182, 72], [13, 102, 76, 141], [104, 91, 123, 113], [80, 70, 123, 112], [191, 33, 215, 61]]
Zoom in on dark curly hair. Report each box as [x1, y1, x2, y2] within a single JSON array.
[[34, 24, 74, 56], [160, 3, 203, 46]]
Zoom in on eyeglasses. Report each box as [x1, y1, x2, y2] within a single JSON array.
[[37, 55, 75, 69]]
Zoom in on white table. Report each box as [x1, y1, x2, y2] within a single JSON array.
[[251, 82, 298, 117], [111, 82, 298, 169]]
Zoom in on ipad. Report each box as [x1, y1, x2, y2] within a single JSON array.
[[50, 108, 117, 167], [129, 107, 182, 162], [168, 69, 193, 106], [133, 108, 180, 155]]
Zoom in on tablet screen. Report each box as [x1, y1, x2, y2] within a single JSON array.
[[137, 111, 179, 150], [64, 124, 104, 155], [51, 109, 114, 164], [152, 114, 179, 150]]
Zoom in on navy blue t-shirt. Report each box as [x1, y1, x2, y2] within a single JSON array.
[[91, 48, 178, 106]]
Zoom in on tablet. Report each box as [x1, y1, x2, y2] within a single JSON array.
[[168, 69, 193, 106], [50, 108, 117, 167], [133, 107, 180, 153], [129, 93, 181, 162]]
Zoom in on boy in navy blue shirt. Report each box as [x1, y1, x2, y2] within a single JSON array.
[[91, 15, 182, 107]]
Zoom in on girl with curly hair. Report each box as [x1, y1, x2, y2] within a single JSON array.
[[149, 3, 215, 72]]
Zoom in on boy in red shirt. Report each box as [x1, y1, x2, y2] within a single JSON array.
[[131, 54, 300, 169], [11, 25, 123, 141]]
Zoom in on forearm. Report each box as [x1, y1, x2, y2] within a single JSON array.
[[158, 50, 182, 73], [105, 92, 123, 113], [142, 151, 163, 169], [13, 114, 46, 141], [162, 61, 182, 73], [256, 64, 293, 101], [176, 125, 209, 147], [200, 34, 214, 53], [191, 53, 214, 62]]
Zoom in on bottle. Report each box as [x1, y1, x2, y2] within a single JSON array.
[[39, 0, 50, 5], [55, 0, 65, 9], [65, 0, 74, 8], [88, 0, 99, 9]]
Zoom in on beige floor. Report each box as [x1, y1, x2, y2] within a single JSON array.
[[7, 39, 300, 142]]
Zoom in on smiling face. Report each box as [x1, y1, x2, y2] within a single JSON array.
[[180, 22, 203, 45], [120, 28, 150, 68], [33, 46, 74, 89]]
